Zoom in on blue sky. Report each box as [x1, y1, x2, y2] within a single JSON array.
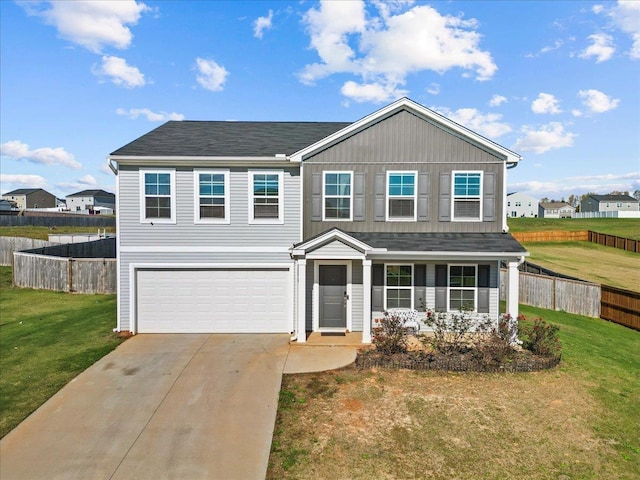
[[1, 0, 639, 201]]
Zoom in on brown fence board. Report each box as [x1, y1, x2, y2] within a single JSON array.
[[512, 231, 589, 242], [601, 285, 640, 331], [588, 231, 640, 253]]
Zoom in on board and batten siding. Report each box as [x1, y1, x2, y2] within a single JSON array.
[[302, 109, 505, 238], [118, 165, 301, 247]]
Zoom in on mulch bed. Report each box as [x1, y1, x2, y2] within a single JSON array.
[[356, 349, 561, 373]]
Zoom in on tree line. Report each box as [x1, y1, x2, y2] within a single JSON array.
[[540, 190, 640, 207]]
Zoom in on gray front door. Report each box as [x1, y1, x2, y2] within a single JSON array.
[[319, 265, 347, 329]]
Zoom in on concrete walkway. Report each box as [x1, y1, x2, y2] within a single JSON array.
[[0, 334, 357, 480]]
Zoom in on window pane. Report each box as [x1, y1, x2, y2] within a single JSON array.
[[450, 289, 475, 311], [389, 199, 414, 218], [387, 289, 412, 309], [325, 198, 351, 219], [454, 200, 480, 218], [200, 205, 225, 218]]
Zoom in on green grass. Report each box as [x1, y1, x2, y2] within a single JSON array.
[[519, 304, 640, 466], [508, 217, 640, 240], [0, 226, 116, 241], [268, 306, 640, 479], [0, 266, 123, 438]]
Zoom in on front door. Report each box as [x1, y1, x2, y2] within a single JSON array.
[[319, 265, 347, 329]]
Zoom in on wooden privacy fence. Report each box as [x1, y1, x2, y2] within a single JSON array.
[[500, 270, 639, 331], [601, 285, 640, 331], [0, 236, 54, 266], [501, 270, 601, 318], [13, 252, 116, 294], [588, 231, 639, 253], [513, 230, 639, 253]]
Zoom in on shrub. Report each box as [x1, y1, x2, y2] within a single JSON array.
[[372, 312, 409, 355], [474, 315, 519, 364], [518, 316, 561, 358], [420, 308, 495, 354]]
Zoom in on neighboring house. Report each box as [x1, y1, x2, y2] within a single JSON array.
[[1, 188, 56, 209], [538, 202, 575, 218], [66, 189, 116, 214], [506, 192, 538, 218], [581, 194, 639, 213], [109, 97, 527, 343]]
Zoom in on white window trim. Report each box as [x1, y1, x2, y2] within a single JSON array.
[[248, 170, 284, 225], [193, 169, 230, 224], [447, 264, 478, 313], [322, 171, 353, 221], [451, 170, 483, 222], [384, 263, 414, 310], [386, 170, 418, 222], [139, 168, 176, 224]]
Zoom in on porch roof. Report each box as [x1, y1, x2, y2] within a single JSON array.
[[346, 231, 527, 254]]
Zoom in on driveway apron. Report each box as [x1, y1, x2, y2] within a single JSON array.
[[0, 334, 291, 480]]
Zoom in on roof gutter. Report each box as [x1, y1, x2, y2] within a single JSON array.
[[108, 158, 118, 175]]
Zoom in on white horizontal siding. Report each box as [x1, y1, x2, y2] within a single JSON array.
[[117, 166, 300, 247]]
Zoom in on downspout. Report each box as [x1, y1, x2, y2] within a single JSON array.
[[290, 250, 298, 342]]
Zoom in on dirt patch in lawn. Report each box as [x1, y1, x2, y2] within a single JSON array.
[[268, 366, 620, 480]]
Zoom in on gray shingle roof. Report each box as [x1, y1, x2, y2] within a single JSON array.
[[3, 188, 48, 196], [110, 121, 351, 157], [346, 232, 527, 253], [66, 189, 115, 198], [589, 194, 638, 202]]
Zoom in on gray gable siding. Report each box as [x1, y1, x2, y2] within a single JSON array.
[[118, 165, 300, 247], [302, 110, 505, 238]]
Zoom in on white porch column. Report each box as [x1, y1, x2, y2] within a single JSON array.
[[297, 259, 307, 343], [506, 260, 519, 319], [362, 259, 372, 343]]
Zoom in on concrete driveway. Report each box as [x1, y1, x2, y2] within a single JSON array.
[[0, 334, 291, 480]]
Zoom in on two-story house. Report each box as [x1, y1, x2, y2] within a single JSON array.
[[109, 98, 527, 343], [538, 201, 575, 218], [581, 194, 639, 213], [506, 192, 538, 218], [66, 189, 116, 214], [2, 188, 56, 209]]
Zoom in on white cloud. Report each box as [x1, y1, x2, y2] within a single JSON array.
[[94, 55, 145, 88], [253, 9, 273, 39], [341, 80, 407, 103], [426, 82, 440, 95], [513, 122, 576, 154], [0, 174, 48, 190], [432, 106, 512, 139], [489, 94, 507, 107], [21, 0, 150, 53], [526, 39, 564, 58], [572, 109, 583, 117], [510, 172, 640, 198], [56, 174, 99, 191], [116, 108, 184, 121], [531, 93, 562, 114], [592, 5, 605, 14], [578, 89, 620, 113], [1, 140, 81, 169], [579, 33, 615, 62], [608, 1, 640, 59], [300, 1, 497, 103], [195, 57, 229, 92]]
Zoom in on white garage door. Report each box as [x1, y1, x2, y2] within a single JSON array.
[[136, 268, 291, 333]]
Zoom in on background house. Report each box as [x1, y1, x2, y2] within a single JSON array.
[[538, 201, 575, 218], [506, 192, 538, 218], [66, 189, 115, 214], [1, 188, 56, 209], [0, 199, 15, 211], [581, 194, 639, 213]]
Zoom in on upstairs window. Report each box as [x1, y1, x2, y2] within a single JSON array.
[[250, 171, 283, 223], [195, 170, 229, 223], [141, 170, 175, 223], [385, 264, 413, 309], [323, 171, 352, 220], [449, 265, 477, 311], [387, 172, 416, 221], [452, 171, 482, 221]]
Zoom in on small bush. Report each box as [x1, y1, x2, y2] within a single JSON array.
[[372, 312, 409, 355], [420, 308, 495, 354], [518, 316, 561, 358]]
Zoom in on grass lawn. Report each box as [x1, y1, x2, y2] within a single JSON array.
[[507, 217, 640, 240], [0, 225, 116, 241], [267, 305, 640, 479], [523, 241, 640, 290], [0, 266, 123, 438]]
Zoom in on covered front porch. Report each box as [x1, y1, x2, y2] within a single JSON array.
[[291, 229, 528, 344]]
